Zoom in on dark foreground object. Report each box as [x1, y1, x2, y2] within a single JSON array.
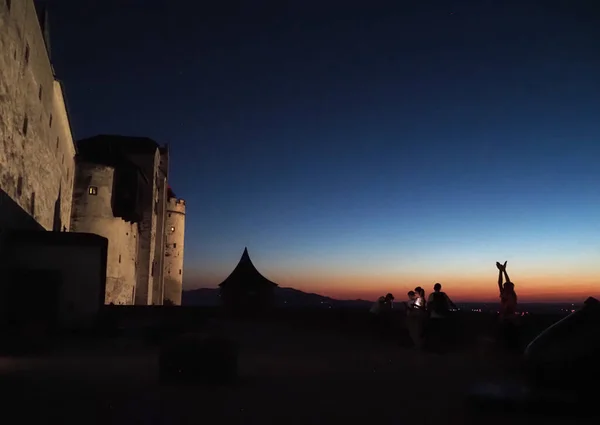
[[159, 333, 238, 386], [470, 296, 600, 418], [468, 381, 595, 418], [524, 296, 600, 391]]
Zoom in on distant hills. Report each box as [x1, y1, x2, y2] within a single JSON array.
[[182, 287, 585, 315], [182, 287, 372, 309]]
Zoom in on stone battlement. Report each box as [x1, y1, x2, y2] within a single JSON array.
[[167, 197, 186, 212]]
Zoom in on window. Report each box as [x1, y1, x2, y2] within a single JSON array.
[[173, 243, 176, 248], [170, 226, 175, 233], [88, 186, 98, 195], [38, 85, 43, 101], [22, 114, 28, 135], [24, 43, 30, 66], [168, 213, 171, 217], [6, 0, 11, 12], [179, 269, 182, 275], [49, 114, 53, 128], [118, 255, 121, 264], [56, 137, 59, 149]]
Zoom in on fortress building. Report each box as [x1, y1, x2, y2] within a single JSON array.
[[70, 135, 186, 306], [163, 188, 186, 305], [0, 1, 186, 307], [0, 0, 75, 240]]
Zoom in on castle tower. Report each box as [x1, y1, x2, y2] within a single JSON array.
[[74, 134, 163, 306], [163, 195, 185, 305], [70, 161, 139, 305]]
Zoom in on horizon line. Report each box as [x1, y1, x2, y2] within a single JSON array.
[[183, 286, 592, 304]]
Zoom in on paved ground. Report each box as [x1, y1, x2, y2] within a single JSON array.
[[0, 320, 588, 424]]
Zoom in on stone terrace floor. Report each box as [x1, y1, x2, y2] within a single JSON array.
[[0, 320, 589, 425]]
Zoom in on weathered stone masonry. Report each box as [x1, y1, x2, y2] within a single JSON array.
[[0, 0, 75, 237], [0, 1, 186, 305]]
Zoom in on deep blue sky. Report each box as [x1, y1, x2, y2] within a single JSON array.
[[50, 0, 600, 300]]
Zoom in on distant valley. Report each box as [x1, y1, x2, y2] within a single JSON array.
[[182, 287, 583, 314], [182, 287, 372, 309]]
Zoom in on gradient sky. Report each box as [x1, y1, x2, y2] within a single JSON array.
[[50, 0, 600, 302]]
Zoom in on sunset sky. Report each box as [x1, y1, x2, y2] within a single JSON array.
[[51, 1, 600, 302]]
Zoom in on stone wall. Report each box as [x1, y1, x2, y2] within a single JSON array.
[[133, 149, 161, 305], [0, 0, 75, 234], [52, 80, 76, 230], [163, 197, 186, 305], [70, 162, 138, 305], [151, 149, 169, 305]]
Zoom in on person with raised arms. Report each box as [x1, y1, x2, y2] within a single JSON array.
[[496, 261, 519, 351]]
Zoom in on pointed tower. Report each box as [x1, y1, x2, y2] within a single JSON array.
[[218, 248, 278, 313]]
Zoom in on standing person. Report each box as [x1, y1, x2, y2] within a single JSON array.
[[427, 283, 458, 352], [381, 293, 395, 336], [398, 291, 416, 347], [404, 291, 416, 314], [414, 287, 427, 311], [370, 296, 385, 313], [428, 283, 457, 317], [408, 287, 427, 350], [384, 293, 395, 311], [369, 296, 387, 336], [496, 261, 519, 351]]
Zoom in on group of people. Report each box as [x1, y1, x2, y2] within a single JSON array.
[[369, 261, 519, 352]]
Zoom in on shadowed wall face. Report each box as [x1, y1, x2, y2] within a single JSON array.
[[132, 149, 161, 305], [151, 149, 169, 305], [0, 1, 75, 233], [70, 162, 138, 305], [163, 198, 185, 305], [5, 234, 108, 328]]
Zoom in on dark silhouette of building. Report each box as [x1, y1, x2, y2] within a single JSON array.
[[0, 231, 108, 336], [218, 248, 278, 314]]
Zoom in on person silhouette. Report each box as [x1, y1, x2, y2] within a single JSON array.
[[405, 291, 416, 315], [369, 295, 387, 336], [408, 287, 427, 350], [414, 287, 426, 311], [370, 296, 386, 316], [427, 283, 457, 318], [427, 283, 457, 352], [383, 293, 395, 312], [496, 261, 519, 351]]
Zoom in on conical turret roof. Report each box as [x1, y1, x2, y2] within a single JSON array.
[[218, 248, 278, 288]]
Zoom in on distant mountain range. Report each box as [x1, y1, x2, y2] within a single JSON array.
[[182, 287, 372, 309], [182, 287, 587, 314]]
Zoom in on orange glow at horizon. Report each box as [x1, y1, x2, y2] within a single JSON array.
[[184, 267, 599, 303]]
